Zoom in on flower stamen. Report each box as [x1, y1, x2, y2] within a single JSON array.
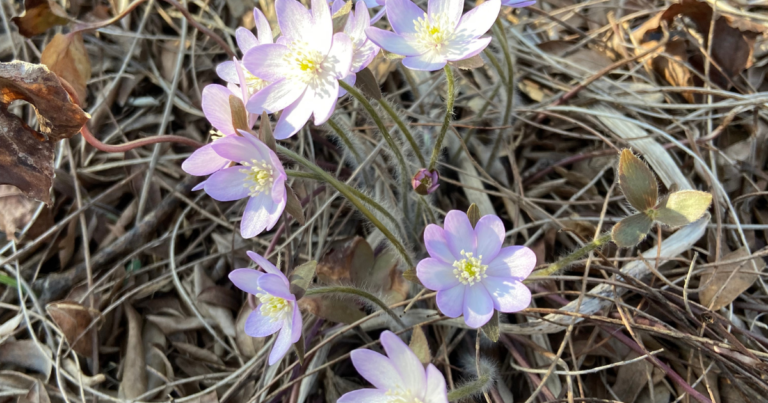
[[414, 12, 454, 50], [255, 288, 291, 323], [385, 387, 424, 403], [453, 250, 487, 285], [283, 40, 325, 84], [240, 159, 275, 197]]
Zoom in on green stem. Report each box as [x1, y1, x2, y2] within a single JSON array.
[[278, 145, 414, 268], [526, 233, 612, 281], [485, 19, 516, 171], [326, 118, 363, 164], [0, 274, 18, 288], [377, 99, 426, 166], [447, 375, 492, 402], [428, 65, 456, 171], [304, 286, 406, 329]]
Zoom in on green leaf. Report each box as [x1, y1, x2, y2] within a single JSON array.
[[284, 185, 305, 226], [466, 203, 480, 228], [228, 95, 249, 134], [289, 260, 317, 300], [611, 213, 653, 248], [618, 149, 658, 212], [409, 326, 432, 365], [293, 331, 305, 366], [299, 295, 366, 324], [480, 310, 500, 342], [259, 112, 276, 152], [354, 67, 382, 101], [655, 190, 712, 227]]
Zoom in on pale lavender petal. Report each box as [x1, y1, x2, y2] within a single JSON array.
[[276, 0, 313, 41], [243, 44, 291, 83], [269, 170, 287, 204], [247, 250, 284, 277], [273, 90, 314, 139], [474, 215, 505, 263], [424, 224, 455, 264], [402, 50, 447, 71], [254, 8, 274, 44], [228, 268, 265, 295], [436, 284, 464, 318], [445, 36, 492, 61], [310, 82, 338, 125], [352, 39, 380, 72], [345, 1, 367, 39], [245, 309, 283, 337], [310, 0, 333, 54], [241, 192, 285, 238], [363, 0, 382, 7], [338, 73, 356, 97], [204, 167, 250, 201], [211, 135, 267, 163], [325, 32, 354, 80], [247, 78, 306, 115], [386, 0, 425, 35], [463, 285, 494, 328], [258, 273, 295, 300], [428, 0, 462, 29], [202, 84, 236, 135], [338, 389, 391, 403], [454, 0, 500, 40], [371, 6, 386, 23], [482, 277, 531, 312], [236, 27, 259, 52], [182, 144, 229, 176], [485, 245, 536, 279], [424, 364, 449, 403], [381, 331, 426, 391], [268, 323, 293, 365], [350, 349, 403, 390], [417, 258, 459, 291], [365, 28, 422, 56], [192, 180, 207, 191], [443, 210, 477, 259], [216, 61, 239, 84], [289, 301, 302, 343], [502, 0, 535, 6], [330, 0, 346, 14]]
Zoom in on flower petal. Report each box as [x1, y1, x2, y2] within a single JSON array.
[[273, 90, 314, 139], [365, 28, 422, 56], [247, 78, 306, 115], [436, 284, 464, 318], [182, 144, 229, 176], [253, 7, 274, 44], [236, 27, 259, 52], [211, 135, 266, 163], [245, 309, 284, 338], [241, 192, 285, 238], [502, 0, 536, 6], [417, 258, 459, 291], [428, 0, 462, 29], [454, 0, 500, 41], [381, 331, 426, 392], [338, 73, 356, 97], [474, 215, 505, 263], [216, 61, 239, 84], [423, 224, 455, 263], [402, 50, 448, 71], [243, 43, 291, 83], [276, 0, 313, 41], [247, 251, 284, 277], [482, 277, 531, 313], [443, 210, 477, 259], [463, 285, 494, 328], [202, 84, 236, 135], [485, 245, 536, 279], [258, 273, 295, 300], [445, 36, 492, 61], [385, 0, 425, 35], [268, 323, 294, 365], [204, 166, 250, 201], [290, 301, 302, 343], [350, 349, 403, 390], [424, 364, 449, 403], [228, 268, 265, 295], [337, 389, 391, 403], [310, 0, 333, 54]]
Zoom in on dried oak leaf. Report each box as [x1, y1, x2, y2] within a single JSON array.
[[41, 33, 91, 105], [46, 300, 101, 356], [12, 0, 71, 38], [0, 61, 89, 205]]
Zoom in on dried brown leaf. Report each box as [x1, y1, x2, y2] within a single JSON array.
[[284, 184, 306, 226], [172, 342, 225, 366], [618, 149, 658, 212], [119, 303, 147, 400], [298, 295, 366, 325], [700, 247, 766, 310], [11, 0, 70, 37], [0, 340, 52, 380], [197, 286, 239, 311], [409, 326, 431, 365], [46, 300, 100, 356], [317, 237, 374, 286], [0, 185, 52, 241], [40, 33, 91, 105], [354, 67, 382, 101]]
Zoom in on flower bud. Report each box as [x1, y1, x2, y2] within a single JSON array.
[[412, 169, 439, 195]]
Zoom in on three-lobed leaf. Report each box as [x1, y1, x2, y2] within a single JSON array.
[[289, 260, 317, 300], [611, 213, 653, 248], [655, 190, 712, 227], [618, 149, 658, 212]]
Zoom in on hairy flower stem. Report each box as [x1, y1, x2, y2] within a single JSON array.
[[447, 374, 492, 402], [428, 65, 456, 171], [527, 233, 613, 280], [326, 118, 363, 165], [377, 99, 426, 166], [304, 286, 406, 329], [278, 145, 414, 268], [484, 20, 516, 170]]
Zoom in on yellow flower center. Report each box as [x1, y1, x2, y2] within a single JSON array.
[[283, 40, 325, 84], [210, 129, 226, 142], [453, 250, 487, 286], [243, 69, 268, 95], [385, 388, 424, 403], [414, 12, 454, 50], [239, 159, 275, 197], [256, 288, 291, 323]]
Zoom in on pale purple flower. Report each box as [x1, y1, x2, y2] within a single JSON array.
[[412, 168, 439, 195], [229, 251, 302, 365], [217, 8, 273, 100], [502, 0, 535, 6], [345, 1, 380, 75], [365, 0, 500, 71], [202, 131, 287, 238], [416, 210, 535, 328], [338, 331, 448, 403], [243, 0, 354, 139]]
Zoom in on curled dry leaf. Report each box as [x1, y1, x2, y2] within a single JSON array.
[[118, 303, 147, 400], [0, 185, 52, 241], [46, 300, 100, 356], [700, 247, 766, 310], [11, 0, 70, 37], [41, 33, 92, 105], [0, 340, 53, 380], [0, 61, 89, 205], [0, 313, 23, 343]]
